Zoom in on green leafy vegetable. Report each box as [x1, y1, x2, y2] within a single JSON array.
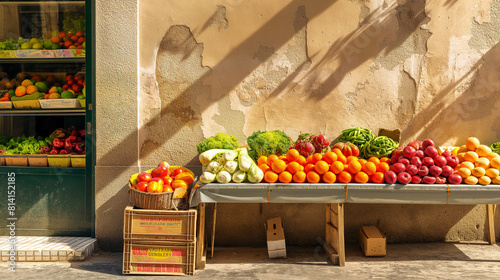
[[246, 130, 292, 160], [196, 133, 239, 154], [491, 142, 500, 154], [2, 135, 51, 155]]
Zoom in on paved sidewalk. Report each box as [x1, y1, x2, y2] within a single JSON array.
[[2, 242, 500, 279]]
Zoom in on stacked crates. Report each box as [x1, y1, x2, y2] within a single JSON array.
[[122, 204, 197, 276]]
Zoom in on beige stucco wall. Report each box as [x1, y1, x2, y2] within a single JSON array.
[[95, 0, 500, 251]]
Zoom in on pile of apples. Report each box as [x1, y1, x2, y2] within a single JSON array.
[[62, 74, 85, 96], [129, 162, 194, 196], [385, 139, 462, 185]]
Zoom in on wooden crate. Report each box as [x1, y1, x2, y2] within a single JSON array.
[[123, 204, 197, 242], [324, 203, 345, 266], [122, 240, 195, 275]]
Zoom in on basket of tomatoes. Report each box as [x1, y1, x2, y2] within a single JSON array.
[[128, 162, 196, 210]]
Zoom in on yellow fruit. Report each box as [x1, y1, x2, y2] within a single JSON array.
[[457, 145, 468, 154], [465, 137, 480, 151], [475, 145, 492, 157], [463, 151, 479, 163], [491, 157, 500, 169], [475, 157, 490, 169], [478, 176, 491, 185], [26, 85, 38, 95], [460, 161, 475, 171], [456, 167, 472, 178], [457, 153, 466, 163], [451, 147, 460, 156], [464, 176, 478, 185], [21, 79, 33, 87], [129, 173, 139, 185], [471, 167, 486, 177], [485, 168, 500, 179], [493, 176, 500, 185], [487, 153, 500, 160], [173, 186, 188, 198]]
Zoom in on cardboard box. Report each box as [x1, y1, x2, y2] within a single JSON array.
[[265, 217, 286, 258], [124, 205, 197, 242], [122, 241, 195, 275], [359, 226, 386, 257]]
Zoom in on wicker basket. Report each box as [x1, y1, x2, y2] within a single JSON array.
[[128, 166, 193, 210]]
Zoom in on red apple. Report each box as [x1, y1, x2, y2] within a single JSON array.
[[442, 150, 452, 157], [434, 156, 447, 167], [151, 166, 168, 178], [429, 166, 442, 177], [398, 157, 410, 166], [436, 176, 447, 184], [410, 157, 422, 168], [62, 84, 69, 91], [67, 79, 75, 86], [415, 150, 425, 158], [411, 175, 422, 184], [65, 74, 74, 81], [422, 157, 434, 167], [136, 181, 148, 192], [423, 176, 436, 184], [72, 84, 82, 92], [392, 148, 404, 159], [441, 165, 454, 177], [390, 156, 398, 165], [77, 79, 84, 86], [422, 139, 435, 149], [447, 174, 462, 185], [391, 163, 406, 173], [406, 164, 419, 176], [408, 141, 420, 150], [137, 172, 152, 182], [418, 166, 429, 176], [397, 172, 412, 184], [385, 171, 397, 184], [446, 156, 459, 168], [425, 146, 439, 158], [403, 146, 417, 159]]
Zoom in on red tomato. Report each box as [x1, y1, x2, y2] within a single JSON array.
[[162, 185, 173, 192], [151, 166, 167, 178], [160, 175, 173, 186], [149, 177, 164, 186], [136, 182, 148, 192], [137, 172, 152, 182], [171, 168, 185, 177]]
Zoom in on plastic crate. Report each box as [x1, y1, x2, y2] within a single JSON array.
[[28, 155, 48, 167], [122, 240, 195, 276], [71, 154, 85, 168], [5, 155, 28, 166], [123, 204, 196, 242], [12, 100, 41, 109], [0, 101, 12, 109], [47, 155, 71, 167], [39, 99, 81, 108]]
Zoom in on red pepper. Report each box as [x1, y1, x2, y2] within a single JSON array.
[[50, 147, 59, 154], [70, 130, 78, 137], [76, 137, 82, 143], [52, 138, 64, 149], [78, 129, 86, 137], [59, 149, 69, 155], [74, 141, 85, 153], [65, 136, 77, 150]]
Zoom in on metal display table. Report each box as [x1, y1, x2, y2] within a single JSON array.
[[191, 183, 500, 267]]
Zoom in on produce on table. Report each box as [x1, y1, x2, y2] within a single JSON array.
[[129, 161, 195, 199], [293, 133, 330, 157], [196, 132, 239, 154], [336, 127, 375, 153], [48, 127, 86, 155], [362, 136, 399, 159], [0, 135, 50, 155], [198, 148, 263, 183], [260, 148, 390, 184], [385, 139, 462, 185], [332, 142, 360, 157], [246, 130, 292, 160], [454, 137, 500, 185]]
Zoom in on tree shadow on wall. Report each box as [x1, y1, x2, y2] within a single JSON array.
[[401, 42, 500, 145]]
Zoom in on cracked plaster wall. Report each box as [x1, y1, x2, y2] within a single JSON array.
[[119, 0, 500, 248]]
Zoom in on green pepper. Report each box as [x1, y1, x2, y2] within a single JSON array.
[[362, 136, 399, 158]]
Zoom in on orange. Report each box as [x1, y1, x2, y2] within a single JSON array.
[[171, 179, 188, 189], [376, 162, 390, 173], [304, 163, 316, 173], [330, 161, 344, 174], [346, 156, 358, 164], [278, 171, 293, 183], [26, 85, 38, 95], [293, 171, 306, 183], [312, 153, 323, 164], [264, 171, 279, 183], [314, 160, 329, 175], [323, 152, 338, 164], [306, 171, 321, 183], [362, 161, 377, 176], [337, 154, 347, 164], [271, 159, 287, 174], [162, 185, 173, 192], [368, 157, 380, 166], [358, 159, 367, 166], [259, 164, 271, 174], [338, 171, 352, 183], [21, 79, 33, 87], [347, 160, 362, 174], [286, 149, 300, 162], [286, 161, 303, 174], [267, 155, 279, 167], [278, 155, 287, 161], [306, 155, 314, 164], [332, 148, 343, 158], [322, 171, 336, 183], [15, 86, 26, 97], [379, 157, 390, 164], [296, 155, 307, 166], [175, 172, 194, 185], [371, 172, 385, 183], [258, 156, 268, 166], [354, 172, 369, 183]]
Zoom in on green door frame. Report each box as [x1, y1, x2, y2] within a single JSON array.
[[85, 0, 96, 238]]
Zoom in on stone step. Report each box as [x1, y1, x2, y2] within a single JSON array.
[[0, 236, 96, 262]]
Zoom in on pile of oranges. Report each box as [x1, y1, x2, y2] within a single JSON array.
[[259, 148, 391, 184]]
